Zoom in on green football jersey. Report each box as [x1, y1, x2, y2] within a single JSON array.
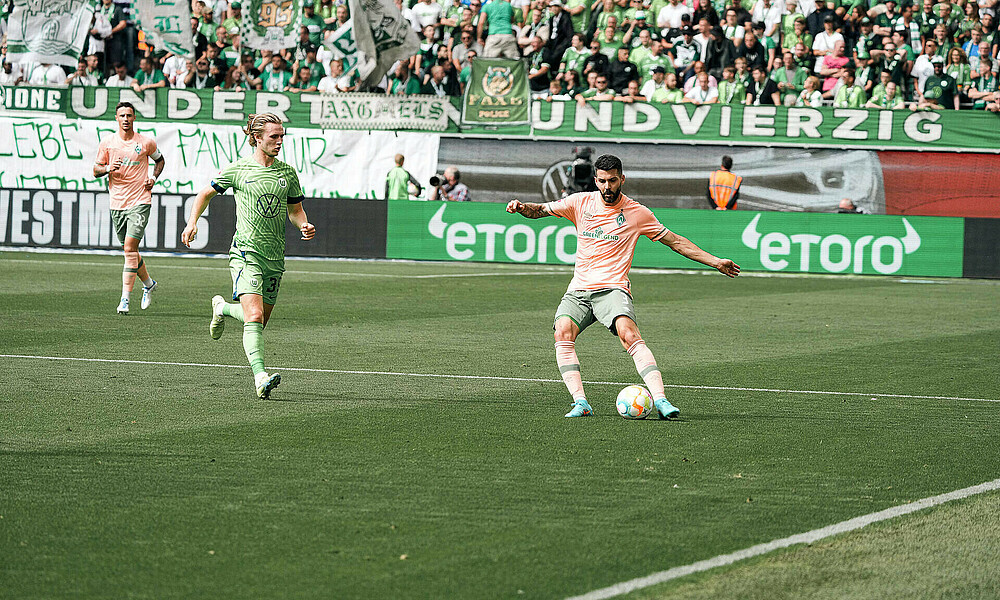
[[212, 155, 304, 261]]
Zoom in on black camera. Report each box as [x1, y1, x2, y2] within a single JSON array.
[[430, 174, 443, 186], [564, 146, 597, 196]]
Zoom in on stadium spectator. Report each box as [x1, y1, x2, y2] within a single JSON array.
[[672, 26, 701, 77], [185, 57, 220, 89], [717, 65, 746, 103], [783, 16, 812, 53], [969, 57, 998, 109], [747, 63, 780, 103], [721, 8, 743, 47], [131, 56, 166, 92], [693, 0, 720, 28], [387, 61, 421, 95], [683, 61, 717, 91], [222, 1, 243, 33], [692, 17, 713, 61], [562, 68, 586, 96], [239, 53, 263, 89], [658, 0, 693, 33], [817, 40, 850, 95], [162, 53, 190, 88], [753, 0, 784, 45], [684, 70, 719, 102], [287, 65, 318, 93], [793, 40, 814, 71], [558, 33, 590, 82], [420, 64, 452, 96], [105, 62, 134, 88], [707, 155, 742, 210], [0, 60, 22, 86], [518, 7, 550, 51], [452, 28, 482, 73], [945, 47, 972, 98], [780, 0, 805, 48], [704, 25, 737, 79], [736, 31, 767, 73], [772, 50, 808, 104], [916, 55, 960, 109], [547, 0, 575, 60], [480, 0, 520, 59], [412, 0, 444, 35], [734, 55, 751, 87], [260, 54, 291, 91], [640, 65, 668, 99], [21, 62, 65, 86], [583, 37, 611, 76], [615, 78, 646, 102], [576, 73, 616, 101], [87, 6, 113, 74], [429, 166, 470, 202], [930, 24, 955, 59], [97, 0, 127, 77], [837, 198, 867, 213], [813, 14, 844, 59], [833, 68, 866, 106], [866, 80, 905, 108], [627, 28, 655, 66], [609, 45, 641, 92], [565, 0, 591, 34], [651, 71, 684, 101], [528, 36, 555, 94], [215, 66, 252, 90], [796, 74, 823, 105], [806, 0, 834, 37], [912, 39, 939, 95], [66, 58, 96, 87]]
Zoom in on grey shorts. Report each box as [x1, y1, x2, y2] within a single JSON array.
[[111, 204, 151, 244], [554, 288, 637, 336]]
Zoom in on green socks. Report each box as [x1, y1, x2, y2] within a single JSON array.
[[243, 322, 266, 376], [222, 302, 245, 322]]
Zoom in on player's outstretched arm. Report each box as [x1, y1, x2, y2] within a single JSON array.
[[180, 185, 217, 247], [659, 231, 740, 277], [505, 199, 549, 219], [287, 203, 316, 241]]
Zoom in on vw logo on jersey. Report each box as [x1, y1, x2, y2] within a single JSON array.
[[256, 193, 282, 218]]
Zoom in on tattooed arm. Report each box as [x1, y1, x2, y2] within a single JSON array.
[[505, 199, 550, 219]]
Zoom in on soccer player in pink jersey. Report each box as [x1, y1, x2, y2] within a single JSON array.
[[94, 102, 165, 314], [507, 154, 740, 418]]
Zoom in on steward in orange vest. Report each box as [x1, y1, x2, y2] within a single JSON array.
[[707, 157, 742, 210]]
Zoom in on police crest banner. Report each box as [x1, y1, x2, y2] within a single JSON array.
[[5, 0, 97, 67], [347, 0, 420, 90], [461, 58, 529, 126], [242, 0, 301, 52], [131, 0, 195, 58]]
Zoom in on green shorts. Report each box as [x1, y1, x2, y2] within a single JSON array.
[[111, 204, 151, 244], [554, 288, 637, 336], [229, 244, 285, 305]]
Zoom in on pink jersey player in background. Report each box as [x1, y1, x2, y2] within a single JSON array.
[[506, 154, 740, 418], [94, 102, 165, 314]]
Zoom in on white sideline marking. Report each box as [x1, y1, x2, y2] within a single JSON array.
[[566, 476, 1000, 600], [0, 259, 562, 279], [1, 354, 996, 403]]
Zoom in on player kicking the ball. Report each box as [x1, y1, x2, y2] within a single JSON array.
[[94, 102, 165, 314], [180, 113, 316, 399], [506, 154, 740, 418]]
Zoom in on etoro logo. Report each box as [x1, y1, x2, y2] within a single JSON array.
[[741, 214, 921, 274], [428, 204, 577, 263]]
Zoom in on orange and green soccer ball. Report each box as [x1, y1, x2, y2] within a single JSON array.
[[616, 385, 653, 419]]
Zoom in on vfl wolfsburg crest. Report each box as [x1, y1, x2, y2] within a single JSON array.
[[482, 66, 515, 98], [256, 193, 282, 218], [461, 58, 530, 126]]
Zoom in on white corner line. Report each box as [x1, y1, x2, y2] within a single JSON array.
[[0, 355, 996, 404], [566, 476, 1000, 600]]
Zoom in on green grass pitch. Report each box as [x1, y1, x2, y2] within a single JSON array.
[[2, 251, 999, 599]]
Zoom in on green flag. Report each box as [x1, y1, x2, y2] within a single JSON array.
[[461, 58, 530, 126]]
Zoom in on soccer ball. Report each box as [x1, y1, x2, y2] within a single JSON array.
[[616, 385, 653, 419]]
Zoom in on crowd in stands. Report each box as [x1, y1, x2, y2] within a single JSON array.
[[1, 0, 999, 111]]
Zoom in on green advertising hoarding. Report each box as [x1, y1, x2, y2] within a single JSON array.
[[387, 201, 964, 277]]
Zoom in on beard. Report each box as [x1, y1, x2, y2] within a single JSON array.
[[601, 187, 621, 204]]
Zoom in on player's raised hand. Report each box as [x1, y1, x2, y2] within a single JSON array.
[[180, 222, 198, 248], [717, 259, 740, 278], [300, 222, 316, 241], [506, 199, 524, 214]]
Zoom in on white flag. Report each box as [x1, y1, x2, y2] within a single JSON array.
[[6, 0, 97, 67], [132, 0, 195, 58], [242, 0, 302, 52], [347, 0, 419, 90]]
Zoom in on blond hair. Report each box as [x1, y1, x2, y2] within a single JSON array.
[[243, 113, 282, 147]]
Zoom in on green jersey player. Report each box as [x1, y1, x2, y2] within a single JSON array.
[[180, 113, 316, 399]]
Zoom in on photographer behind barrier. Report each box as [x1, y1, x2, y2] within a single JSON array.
[[429, 166, 471, 202]]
